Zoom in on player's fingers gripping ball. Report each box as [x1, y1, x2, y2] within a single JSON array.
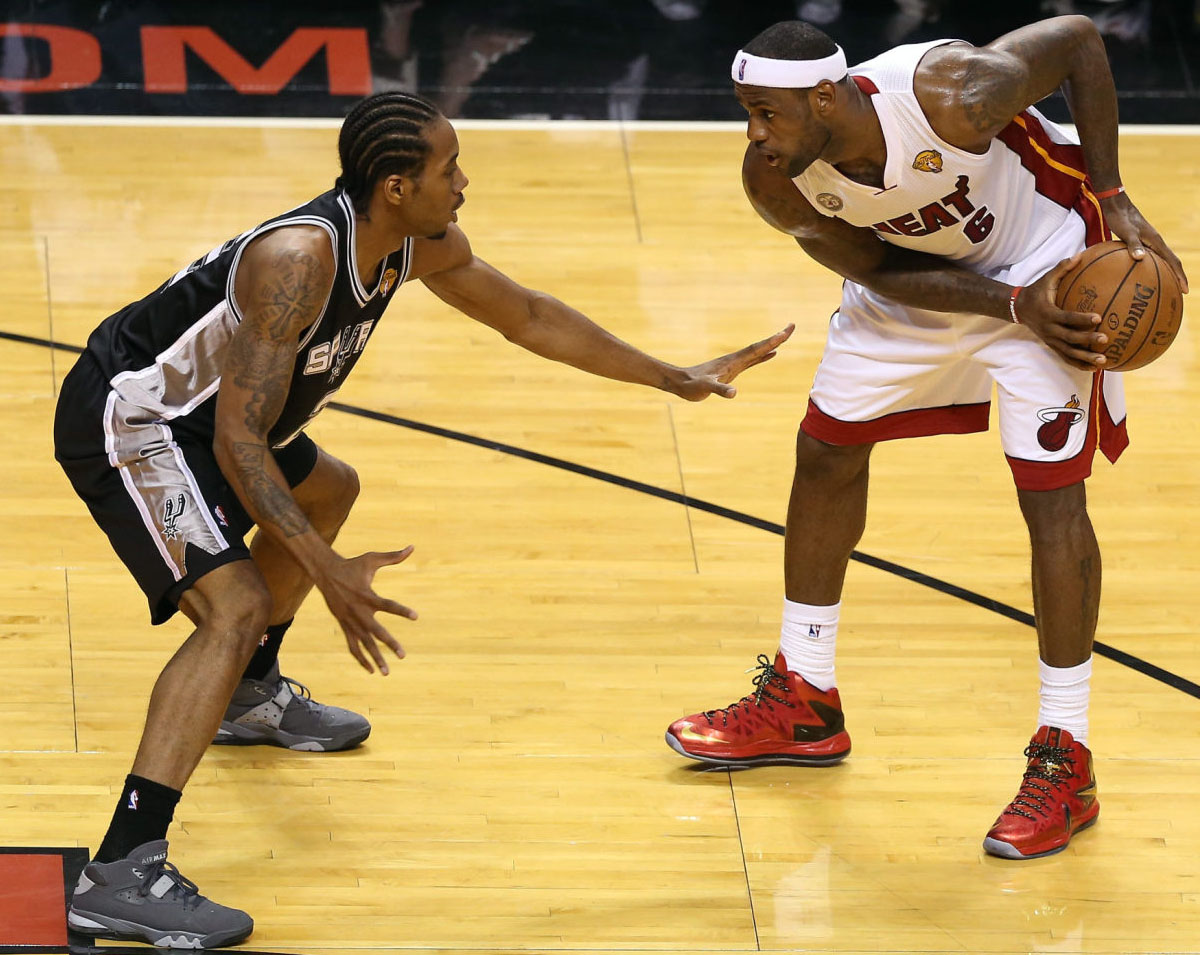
[[1054, 240, 1184, 371]]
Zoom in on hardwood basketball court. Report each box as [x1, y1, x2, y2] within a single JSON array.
[[1, 118, 1197, 954]]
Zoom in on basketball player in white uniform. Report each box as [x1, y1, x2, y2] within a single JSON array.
[[665, 17, 1188, 859]]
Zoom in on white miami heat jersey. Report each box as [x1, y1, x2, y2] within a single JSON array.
[[791, 40, 1108, 275]]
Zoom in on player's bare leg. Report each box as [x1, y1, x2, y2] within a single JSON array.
[[985, 480, 1100, 859], [214, 448, 372, 751], [665, 430, 871, 767], [69, 561, 265, 947], [783, 431, 873, 605], [135, 561, 273, 784], [1017, 482, 1100, 668]]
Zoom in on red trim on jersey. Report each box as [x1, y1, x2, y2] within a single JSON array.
[[1004, 371, 1128, 491], [996, 113, 1084, 208], [851, 74, 879, 95], [801, 398, 990, 445], [997, 111, 1112, 246]]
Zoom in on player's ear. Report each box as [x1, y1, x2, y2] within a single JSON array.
[[812, 80, 838, 116], [382, 175, 406, 204]]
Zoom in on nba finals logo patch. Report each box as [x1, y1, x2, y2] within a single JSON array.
[[1036, 394, 1085, 452], [380, 267, 399, 296], [912, 149, 943, 173], [815, 193, 844, 212], [738, 58, 747, 81]]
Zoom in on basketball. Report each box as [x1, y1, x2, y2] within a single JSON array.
[[1055, 240, 1184, 371]]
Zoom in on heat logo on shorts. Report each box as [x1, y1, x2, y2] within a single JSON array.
[[1036, 394, 1085, 452]]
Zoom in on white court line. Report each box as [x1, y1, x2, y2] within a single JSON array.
[[0, 115, 1197, 135]]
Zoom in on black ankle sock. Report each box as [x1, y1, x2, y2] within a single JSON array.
[[242, 618, 293, 681], [94, 774, 182, 863]]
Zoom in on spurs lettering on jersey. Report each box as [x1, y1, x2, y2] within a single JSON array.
[[870, 175, 996, 245], [303, 319, 375, 379]]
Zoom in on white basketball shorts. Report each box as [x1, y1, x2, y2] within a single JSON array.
[[801, 216, 1128, 491]]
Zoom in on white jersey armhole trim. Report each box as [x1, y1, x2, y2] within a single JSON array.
[[224, 215, 338, 346]]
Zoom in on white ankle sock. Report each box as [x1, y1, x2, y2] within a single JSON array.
[[1036, 656, 1092, 745], [779, 598, 841, 691]]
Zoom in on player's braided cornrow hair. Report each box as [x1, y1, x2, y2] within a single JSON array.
[[336, 92, 441, 213]]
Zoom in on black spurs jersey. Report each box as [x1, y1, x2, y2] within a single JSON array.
[[83, 189, 413, 448]]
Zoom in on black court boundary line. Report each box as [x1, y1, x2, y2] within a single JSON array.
[[4, 329, 1196, 700]]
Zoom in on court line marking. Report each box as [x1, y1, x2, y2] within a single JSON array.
[[4, 327, 1197, 702]]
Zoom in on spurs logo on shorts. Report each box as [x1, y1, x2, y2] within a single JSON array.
[[1037, 394, 1085, 452], [912, 149, 943, 173], [161, 493, 188, 541]]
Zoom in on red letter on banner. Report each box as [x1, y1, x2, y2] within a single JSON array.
[[0, 24, 101, 93], [141, 26, 371, 95]]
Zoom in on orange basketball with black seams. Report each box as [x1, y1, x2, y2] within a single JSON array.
[[1054, 240, 1184, 371]]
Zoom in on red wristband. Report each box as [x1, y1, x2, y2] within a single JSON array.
[[1009, 286, 1023, 325], [1093, 184, 1125, 200]]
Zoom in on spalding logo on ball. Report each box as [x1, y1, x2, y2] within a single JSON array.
[[1055, 241, 1185, 371]]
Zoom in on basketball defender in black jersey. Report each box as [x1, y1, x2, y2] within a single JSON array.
[[53, 92, 792, 948]]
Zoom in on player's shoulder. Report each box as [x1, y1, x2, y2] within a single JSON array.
[[409, 223, 473, 282], [913, 42, 1026, 150], [241, 223, 337, 278]]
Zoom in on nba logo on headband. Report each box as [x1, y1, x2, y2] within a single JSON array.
[[738, 58, 747, 81]]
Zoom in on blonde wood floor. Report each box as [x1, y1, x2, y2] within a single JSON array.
[[1, 120, 1198, 954]]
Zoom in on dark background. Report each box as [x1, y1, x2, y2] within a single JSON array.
[[1, 0, 1197, 122]]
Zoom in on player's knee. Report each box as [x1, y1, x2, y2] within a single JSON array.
[[330, 460, 360, 520], [794, 428, 871, 484], [193, 567, 273, 651], [1017, 482, 1092, 538]]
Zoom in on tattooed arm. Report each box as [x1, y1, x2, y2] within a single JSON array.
[[215, 226, 415, 674], [916, 16, 1187, 290], [216, 227, 331, 548]]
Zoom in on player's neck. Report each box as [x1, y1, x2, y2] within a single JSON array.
[[353, 210, 409, 290], [824, 84, 887, 185]]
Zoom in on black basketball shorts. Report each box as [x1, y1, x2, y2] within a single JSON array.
[[54, 353, 319, 625]]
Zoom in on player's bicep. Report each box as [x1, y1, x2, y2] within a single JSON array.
[[219, 231, 333, 441]]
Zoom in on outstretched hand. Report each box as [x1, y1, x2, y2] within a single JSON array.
[[316, 545, 418, 675], [671, 324, 795, 401]]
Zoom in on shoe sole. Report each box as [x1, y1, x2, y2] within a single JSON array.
[[213, 721, 370, 751], [68, 909, 252, 949], [664, 730, 850, 767], [982, 813, 1099, 860]]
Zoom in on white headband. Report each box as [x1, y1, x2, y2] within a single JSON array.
[[732, 46, 847, 88]]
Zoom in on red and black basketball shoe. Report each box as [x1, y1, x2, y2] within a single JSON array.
[[665, 652, 851, 767], [983, 726, 1099, 859]]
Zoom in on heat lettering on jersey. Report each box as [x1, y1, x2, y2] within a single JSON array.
[[870, 174, 996, 244]]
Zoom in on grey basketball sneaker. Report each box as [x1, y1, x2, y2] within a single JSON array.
[[67, 839, 253, 949], [213, 662, 371, 751]]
